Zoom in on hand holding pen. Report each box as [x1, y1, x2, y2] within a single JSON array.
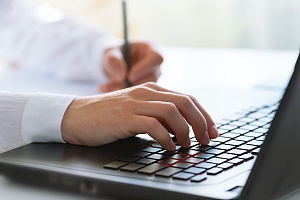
[[99, 41, 163, 93], [99, 0, 163, 93]]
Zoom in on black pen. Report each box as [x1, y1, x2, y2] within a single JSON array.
[[122, 0, 132, 88]]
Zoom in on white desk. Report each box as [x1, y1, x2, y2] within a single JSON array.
[[0, 47, 299, 199]]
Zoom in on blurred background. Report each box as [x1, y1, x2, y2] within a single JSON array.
[[33, 0, 300, 50]]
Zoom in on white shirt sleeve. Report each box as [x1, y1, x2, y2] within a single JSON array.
[[0, 0, 121, 84], [0, 92, 75, 154]]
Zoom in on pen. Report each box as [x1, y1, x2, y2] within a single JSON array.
[[122, 0, 132, 88]]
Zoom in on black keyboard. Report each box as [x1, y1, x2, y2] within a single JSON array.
[[104, 101, 279, 183]]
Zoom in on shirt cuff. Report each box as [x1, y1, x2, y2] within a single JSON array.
[[22, 92, 76, 143]]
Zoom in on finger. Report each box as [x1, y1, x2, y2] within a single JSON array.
[[130, 115, 176, 151], [134, 101, 190, 147], [130, 84, 211, 145], [103, 48, 127, 82], [143, 83, 219, 139], [129, 53, 163, 83]]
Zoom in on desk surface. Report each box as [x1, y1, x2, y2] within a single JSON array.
[[0, 47, 299, 199]]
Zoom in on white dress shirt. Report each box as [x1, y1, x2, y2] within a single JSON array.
[[0, 0, 119, 153]]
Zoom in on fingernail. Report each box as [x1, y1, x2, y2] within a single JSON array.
[[203, 131, 210, 145], [209, 125, 219, 138]]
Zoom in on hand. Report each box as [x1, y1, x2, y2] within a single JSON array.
[[61, 82, 219, 151], [99, 41, 163, 93]]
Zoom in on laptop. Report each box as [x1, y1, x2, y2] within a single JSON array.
[[0, 53, 300, 200]]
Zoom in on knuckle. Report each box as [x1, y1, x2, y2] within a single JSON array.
[[143, 82, 157, 88], [128, 86, 150, 97], [163, 102, 178, 116], [198, 118, 208, 132], [145, 118, 160, 129], [187, 94, 197, 102], [178, 95, 193, 107]]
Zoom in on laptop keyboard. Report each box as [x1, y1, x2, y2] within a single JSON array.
[[104, 101, 279, 183]]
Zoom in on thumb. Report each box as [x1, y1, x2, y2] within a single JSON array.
[[103, 48, 127, 82]]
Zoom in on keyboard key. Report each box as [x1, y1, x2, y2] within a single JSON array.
[[218, 129, 230, 134], [251, 148, 261, 155], [228, 158, 244, 165], [173, 172, 194, 180], [247, 140, 264, 146], [178, 148, 199, 156], [235, 136, 254, 142], [138, 163, 167, 174], [190, 141, 200, 147], [256, 136, 266, 141], [254, 128, 269, 133], [135, 158, 156, 165], [237, 144, 257, 151], [142, 147, 161, 153], [230, 129, 249, 135], [191, 174, 207, 182], [238, 117, 255, 123], [184, 157, 204, 164], [172, 162, 194, 169], [217, 153, 236, 160], [226, 140, 244, 146], [207, 141, 221, 147], [219, 125, 237, 130], [218, 163, 234, 170], [158, 158, 178, 165], [159, 150, 176, 157], [215, 144, 235, 150], [191, 145, 211, 151], [221, 133, 239, 139], [227, 149, 246, 155], [207, 168, 223, 175], [184, 167, 206, 174], [155, 167, 182, 177], [263, 124, 271, 128], [147, 153, 167, 160], [206, 157, 227, 165], [228, 121, 247, 127], [196, 162, 216, 169], [244, 132, 264, 138], [259, 117, 273, 123], [211, 137, 231, 143], [204, 149, 225, 155], [248, 121, 267, 127], [239, 153, 254, 161], [104, 161, 128, 170], [170, 154, 189, 160], [194, 153, 214, 160], [247, 112, 267, 119], [121, 163, 145, 172], [131, 151, 151, 158]]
